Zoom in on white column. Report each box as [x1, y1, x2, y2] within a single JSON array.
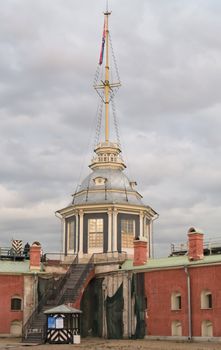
[[62, 218, 66, 254], [139, 211, 144, 238], [79, 210, 84, 256], [108, 209, 112, 252], [75, 211, 79, 254], [113, 208, 118, 251]]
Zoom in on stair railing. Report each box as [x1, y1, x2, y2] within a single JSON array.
[[22, 254, 78, 341], [58, 254, 95, 305]]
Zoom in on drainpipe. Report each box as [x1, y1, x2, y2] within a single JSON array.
[[151, 213, 159, 258], [55, 211, 64, 257], [184, 266, 192, 340]]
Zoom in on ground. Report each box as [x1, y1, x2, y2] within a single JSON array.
[[1, 338, 221, 350]]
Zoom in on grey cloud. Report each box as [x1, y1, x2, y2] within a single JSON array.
[[0, 0, 221, 256]]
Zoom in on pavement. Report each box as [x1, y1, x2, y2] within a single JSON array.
[[1, 338, 221, 350]]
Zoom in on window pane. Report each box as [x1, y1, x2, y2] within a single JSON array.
[[89, 219, 96, 232], [88, 218, 103, 248], [97, 219, 103, 232], [11, 298, 22, 311], [68, 220, 75, 250], [121, 219, 135, 248], [208, 294, 212, 308], [171, 293, 181, 310], [201, 290, 212, 309]]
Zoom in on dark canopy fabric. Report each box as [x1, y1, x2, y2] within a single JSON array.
[[106, 283, 124, 339]]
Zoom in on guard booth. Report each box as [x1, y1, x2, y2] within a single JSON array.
[[44, 304, 82, 344]]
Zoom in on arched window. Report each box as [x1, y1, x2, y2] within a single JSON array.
[[171, 292, 182, 310], [171, 320, 182, 336], [10, 320, 22, 336], [201, 320, 213, 337], [11, 297, 22, 311], [201, 290, 212, 309]]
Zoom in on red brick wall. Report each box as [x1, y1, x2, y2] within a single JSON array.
[[0, 275, 24, 334], [145, 268, 188, 336], [144, 264, 221, 337], [190, 265, 221, 337]]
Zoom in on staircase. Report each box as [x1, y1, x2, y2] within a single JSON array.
[[22, 257, 94, 343]]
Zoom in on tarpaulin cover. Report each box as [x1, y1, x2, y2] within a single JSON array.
[[132, 273, 146, 339], [80, 278, 104, 337], [106, 283, 124, 339]]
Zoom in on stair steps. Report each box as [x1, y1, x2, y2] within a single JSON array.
[[22, 259, 94, 344]]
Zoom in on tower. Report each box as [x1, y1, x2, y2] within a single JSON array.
[[56, 10, 158, 260]]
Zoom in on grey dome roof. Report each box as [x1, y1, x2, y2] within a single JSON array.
[[72, 168, 144, 206]]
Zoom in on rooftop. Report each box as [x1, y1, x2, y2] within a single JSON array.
[[0, 260, 35, 274], [122, 254, 221, 271], [44, 304, 82, 314]]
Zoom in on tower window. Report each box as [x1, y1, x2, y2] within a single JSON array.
[[67, 219, 75, 250], [88, 218, 103, 248], [121, 219, 135, 248], [171, 292, 182, 310], [11, 297, 22, 311]]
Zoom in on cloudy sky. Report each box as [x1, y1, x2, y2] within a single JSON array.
[[1, 0, 221, 257]]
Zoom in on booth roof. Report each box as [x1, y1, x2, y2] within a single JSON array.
[[44, 304, 82, 314]]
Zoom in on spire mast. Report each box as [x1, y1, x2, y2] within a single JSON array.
[[94, 7, 121, 144], [104, 10, 111, 142]]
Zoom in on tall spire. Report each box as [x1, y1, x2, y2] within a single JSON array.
[[92, 10, 124, 171], [104, 10, 110, 142], [94, 10, 121, 144]]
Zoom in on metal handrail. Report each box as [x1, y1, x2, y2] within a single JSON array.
[[171, 238, 221, 256], [0, 247, 28, 260], [58, 254, 95, 305], [42, 252, 77, 262]]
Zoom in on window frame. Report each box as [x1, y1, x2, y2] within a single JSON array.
[[171, 292, 182, 311], [171, 320, 182, 336], [201, 320, 213, 337], [88, 218, 104, 248], [201, 290, 212, 309], [11, 297, 22, 311], [121, 218, 136, 248]]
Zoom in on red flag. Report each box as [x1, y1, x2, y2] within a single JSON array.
[[99, 20, 106, 65]]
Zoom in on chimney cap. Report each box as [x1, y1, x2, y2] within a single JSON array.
[[31, 241, 41, 247], [188, 227, 203, 234]]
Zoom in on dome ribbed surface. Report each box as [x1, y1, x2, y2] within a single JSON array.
[[72, 168, 143, 206]]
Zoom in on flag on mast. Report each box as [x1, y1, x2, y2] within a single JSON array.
[[99, 19, 106, 65]]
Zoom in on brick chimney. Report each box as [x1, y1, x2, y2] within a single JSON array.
[[30, 241, 41, 271], [133, 238, 148, 266], [188, 227, 204, 261]]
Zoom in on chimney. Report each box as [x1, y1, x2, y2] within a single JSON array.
[[188, 227, 204, 261], [30, 241, 42, 271], [133, 238, 148, 266]]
